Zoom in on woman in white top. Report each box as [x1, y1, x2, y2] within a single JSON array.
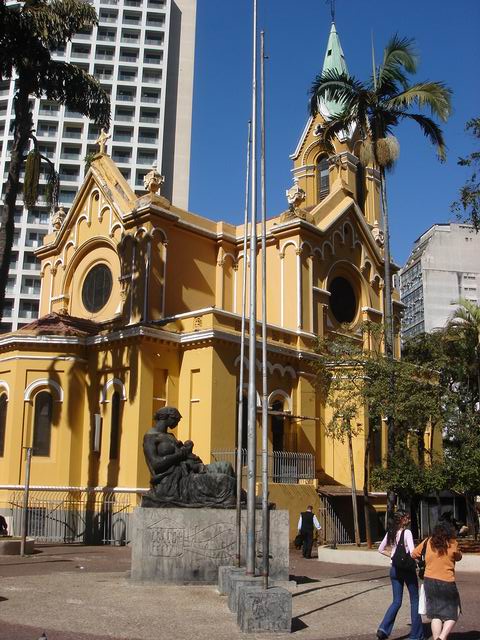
[[376, 510, 424, 640]]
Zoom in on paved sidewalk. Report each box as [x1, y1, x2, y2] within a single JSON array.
[[0, 546, 477, 640]]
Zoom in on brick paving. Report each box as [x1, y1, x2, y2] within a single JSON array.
[[0, 545, 478, 640]]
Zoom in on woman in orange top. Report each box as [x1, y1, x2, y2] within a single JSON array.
[[412, 522, 462, 640]]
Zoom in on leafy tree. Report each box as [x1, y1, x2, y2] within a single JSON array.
[[0, 0, 111, 318], [448, 298, 480, 401], [315, 323, 444, 543], [452, 117, 480, 231], [316, 333, 364, 546], [309, 36, 451, 517], [404, 323, 480, 539]]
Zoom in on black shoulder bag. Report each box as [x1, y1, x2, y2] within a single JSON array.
[[391, 529, 417, 572], [417, 538, 428, 579]]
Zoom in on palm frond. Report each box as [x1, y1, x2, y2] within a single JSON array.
[[450, 298, 480, 331], [37, 61, 110, 127], [396, 111, 447, 161], [321, 113, 360, 149], [382, 35, 417, 74], [387, 82, 452, 122], [23, 0, 98, 49], [309, 70, 366, 116], [376, 35, 417, 94]]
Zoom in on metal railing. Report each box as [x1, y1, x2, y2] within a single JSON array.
[[211, 449, 315, 484], [318, 496, 353, 545], [4, 487, 146, 545]]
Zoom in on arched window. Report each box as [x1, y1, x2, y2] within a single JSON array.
[[109, 391, 121, 460], [271, 400, 285, 453], [0, 393, 7, 456], [316, 156, 330, 202], [235, 395, 248, 452], [356, 161, 365, 213], [33, 391, 53, 456]]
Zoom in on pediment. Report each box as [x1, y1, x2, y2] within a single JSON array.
[[36, 153, 137, 259]]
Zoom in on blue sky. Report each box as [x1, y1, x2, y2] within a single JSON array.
[[189, 0, 480, 265]]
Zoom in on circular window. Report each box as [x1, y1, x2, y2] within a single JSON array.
[[82, 264, 113, 313], [329, 276, 357, 323]]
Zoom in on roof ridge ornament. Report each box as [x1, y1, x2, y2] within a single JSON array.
[[95, 128, 111, 155], [51, 206, 66, 232], [143, 162, 164, 194]]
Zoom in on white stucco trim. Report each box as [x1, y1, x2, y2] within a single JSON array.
[[0, 380, 10, 399], [100, 378, 127, 404], [24, 378, 64, 403], [268, 389, 292, 412]]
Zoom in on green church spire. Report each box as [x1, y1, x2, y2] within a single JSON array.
[[320, 21, 348, 117]]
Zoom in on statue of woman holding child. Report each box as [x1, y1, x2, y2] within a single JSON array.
[[142, 406, 237, 508]]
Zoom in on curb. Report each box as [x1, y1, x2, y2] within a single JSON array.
[[317, 546, 480, 572]]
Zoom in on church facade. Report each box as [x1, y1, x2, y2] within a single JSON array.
[[0, 23, 407, 533]]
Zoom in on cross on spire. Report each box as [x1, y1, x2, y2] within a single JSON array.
[[326, 0, 335, 22]]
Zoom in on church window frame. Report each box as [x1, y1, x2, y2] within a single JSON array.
[[316, 154, 330, 202], [32, 391, 53, 457], [356, 160, 366, 213], [109, 390, 121, 460], [0, 393, 7, 457]]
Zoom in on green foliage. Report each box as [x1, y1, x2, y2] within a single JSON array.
[[23, 149, 41, 208], [45, 169, 59, 209], [316, 323, 447, 500], [0, 0, 110, 126], [309, 35, 452, 167], [84, 151, 96, 171], [371, 446, 446, 499], [451, 117, 480, 231], [316, 323, 441, 446]]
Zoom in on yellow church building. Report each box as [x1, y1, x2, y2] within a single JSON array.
[[0, 23, 407, 543]]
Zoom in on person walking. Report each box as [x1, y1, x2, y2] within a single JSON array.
[[297, 505, 321, 559], [411, 522, 462, 640], [376, 510, 424, 640]]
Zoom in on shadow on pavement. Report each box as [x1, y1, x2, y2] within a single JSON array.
[[290, 574, 319, 585], [298, 584, 386, 618], [293, 574, 389, 598], [0, 559, 72, 568]]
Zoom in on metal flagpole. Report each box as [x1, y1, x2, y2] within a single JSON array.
[[235, 119, 251, 568], [260, 30, 269, 590], [246, 0, 258, 577]]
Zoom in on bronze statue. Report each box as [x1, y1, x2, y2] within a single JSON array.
[[142, 407, 237, 508]]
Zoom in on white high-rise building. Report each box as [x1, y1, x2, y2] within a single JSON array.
[[0, 0, 196, 332], [400, 223, 480, 341]]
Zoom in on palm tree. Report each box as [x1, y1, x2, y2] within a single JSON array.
[[0, 0, 111, 318], [309, 36, 451, 517], [449, 298, 480, 401], [310, 36, 451, 357]]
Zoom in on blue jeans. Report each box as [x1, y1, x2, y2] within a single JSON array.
[[378, 565, 424, 639]]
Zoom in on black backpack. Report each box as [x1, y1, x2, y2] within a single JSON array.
[[391, 529, 417, 572]]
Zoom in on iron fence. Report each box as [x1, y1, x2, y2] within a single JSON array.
[[3, 487, 146, 545], [318, 496, 353, 545], [211, 449, 315, 484]]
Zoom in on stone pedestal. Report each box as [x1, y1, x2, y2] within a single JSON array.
[[228, 574, 264, 613], [218, 566, 245, 595], [237, 586, 292, 633], [131, 507, 289, 584]]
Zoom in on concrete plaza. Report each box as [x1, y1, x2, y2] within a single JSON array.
[[0, 545, 478, 640]]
